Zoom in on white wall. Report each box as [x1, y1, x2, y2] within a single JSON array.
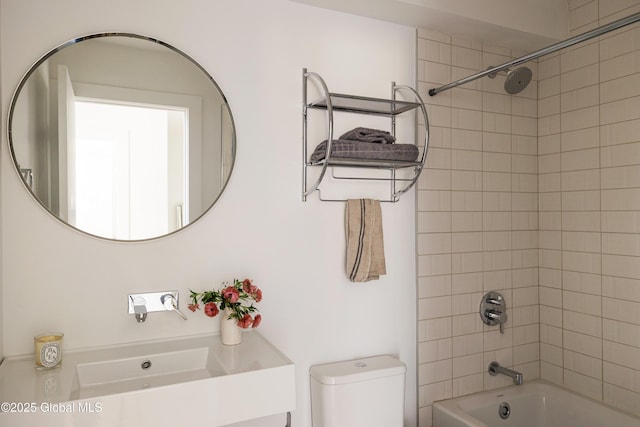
[[416, 29, 540, 427], [0, 0, 3, 361], [413, 2, 640, 426], [0, 1, 417, 426], [290, 0, 568, 51], [538, 0, 640, 417]]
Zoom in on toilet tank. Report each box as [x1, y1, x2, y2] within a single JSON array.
[[309, 355, 406, 427]]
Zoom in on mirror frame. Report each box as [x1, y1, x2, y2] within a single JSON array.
[[7, 32, 236, 242]]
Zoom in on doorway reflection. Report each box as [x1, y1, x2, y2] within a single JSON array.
[[75, 101, 187, 240]]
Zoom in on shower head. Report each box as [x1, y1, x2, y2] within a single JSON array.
[[487, 65, 532, 95], [504, 66, 532, 94]]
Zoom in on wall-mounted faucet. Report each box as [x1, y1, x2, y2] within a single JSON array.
[[479, 291, 507, 333], [488, 361, 523, 385], [128, 291, 188, 322]]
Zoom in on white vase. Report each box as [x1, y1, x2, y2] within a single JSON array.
[[220, 308, 242, 345]]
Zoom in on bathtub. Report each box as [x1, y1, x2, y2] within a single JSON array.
[[433, 380, 640, 427]]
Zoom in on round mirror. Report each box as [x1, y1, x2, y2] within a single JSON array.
[[8, 33, 236, 241]]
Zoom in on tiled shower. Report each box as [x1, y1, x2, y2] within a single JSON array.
[[416, 0, 640, 425]]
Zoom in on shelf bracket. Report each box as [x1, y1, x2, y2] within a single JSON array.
[[302, 68, 334, 201]]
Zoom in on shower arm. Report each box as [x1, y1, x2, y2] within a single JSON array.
[[428, 11, 640, 96]]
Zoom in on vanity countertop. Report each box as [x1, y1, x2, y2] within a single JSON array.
[[0, 331, 296, 427]]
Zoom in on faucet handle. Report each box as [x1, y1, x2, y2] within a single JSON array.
[[161, 294, 188, 320], [485, 309, 507, 333], [485, 297, 502, 306], [480, 291, 507, 334], [498, 313, 506, 334]]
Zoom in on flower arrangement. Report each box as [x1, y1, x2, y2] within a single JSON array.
[[189, 278, 262, 328]]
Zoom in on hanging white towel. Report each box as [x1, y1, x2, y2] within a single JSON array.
[[345, 199, 386, 282]]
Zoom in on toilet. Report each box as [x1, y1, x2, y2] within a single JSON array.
[[309, 355, 407, 427]]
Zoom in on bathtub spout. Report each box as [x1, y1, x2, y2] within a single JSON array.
[[488, 361, 523, 385]]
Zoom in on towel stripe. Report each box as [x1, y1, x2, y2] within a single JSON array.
[[349, 199, 366, 281]]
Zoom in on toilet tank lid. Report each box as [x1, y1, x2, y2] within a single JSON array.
[[310, 355, 406, 385]]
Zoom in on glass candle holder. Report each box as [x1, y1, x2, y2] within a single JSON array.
[[34, 333, 63, 369]]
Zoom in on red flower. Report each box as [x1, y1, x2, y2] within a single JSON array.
[[190, 279, 262, 326], [252, 314, 262, 328], [204, 302, 219, 317], [237, 313, 253, 329], [221, 286, 240, 303]]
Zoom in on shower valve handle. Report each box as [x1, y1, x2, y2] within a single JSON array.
[[480, 291, 507, 334]]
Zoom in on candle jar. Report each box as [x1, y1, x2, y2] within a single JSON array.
[[34, 333, 63, 369]]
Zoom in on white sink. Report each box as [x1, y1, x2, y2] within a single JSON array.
[[0, 331, 295, 427], [71, 346, 222, 399]]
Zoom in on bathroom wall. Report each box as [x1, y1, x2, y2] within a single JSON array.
[[0, 1, 417, 426], [417, 0, 640, 424], [416, 29, 540, 426], [0, 1, 3, 361], [291, 0, 569, 51], [538, 0, 640, 416]]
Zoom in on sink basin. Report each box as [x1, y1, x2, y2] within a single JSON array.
[[72, 346, 222, 399], [0, 331, 295, 427]]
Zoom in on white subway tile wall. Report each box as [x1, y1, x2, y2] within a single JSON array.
[[416, 26, 539, 426], [417, 1, 640, 425]]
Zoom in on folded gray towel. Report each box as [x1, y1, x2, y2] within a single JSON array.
[[339, 127, 396, 144], [309, 140, 419, 163]]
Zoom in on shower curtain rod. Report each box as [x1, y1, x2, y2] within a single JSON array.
[[428, 11, 640, 96]]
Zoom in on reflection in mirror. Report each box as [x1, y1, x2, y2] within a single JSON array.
[[8, 33, 236, 241]]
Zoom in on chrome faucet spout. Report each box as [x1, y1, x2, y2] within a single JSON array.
[[131, 295, 148, 323], [488, 361, 523, 385], [134, 311, 147, 322]]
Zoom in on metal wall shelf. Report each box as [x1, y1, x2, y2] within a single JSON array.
[[307, 93, 423, 116], [302, 68, 430, 202], [308, 157, 423, 169]]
